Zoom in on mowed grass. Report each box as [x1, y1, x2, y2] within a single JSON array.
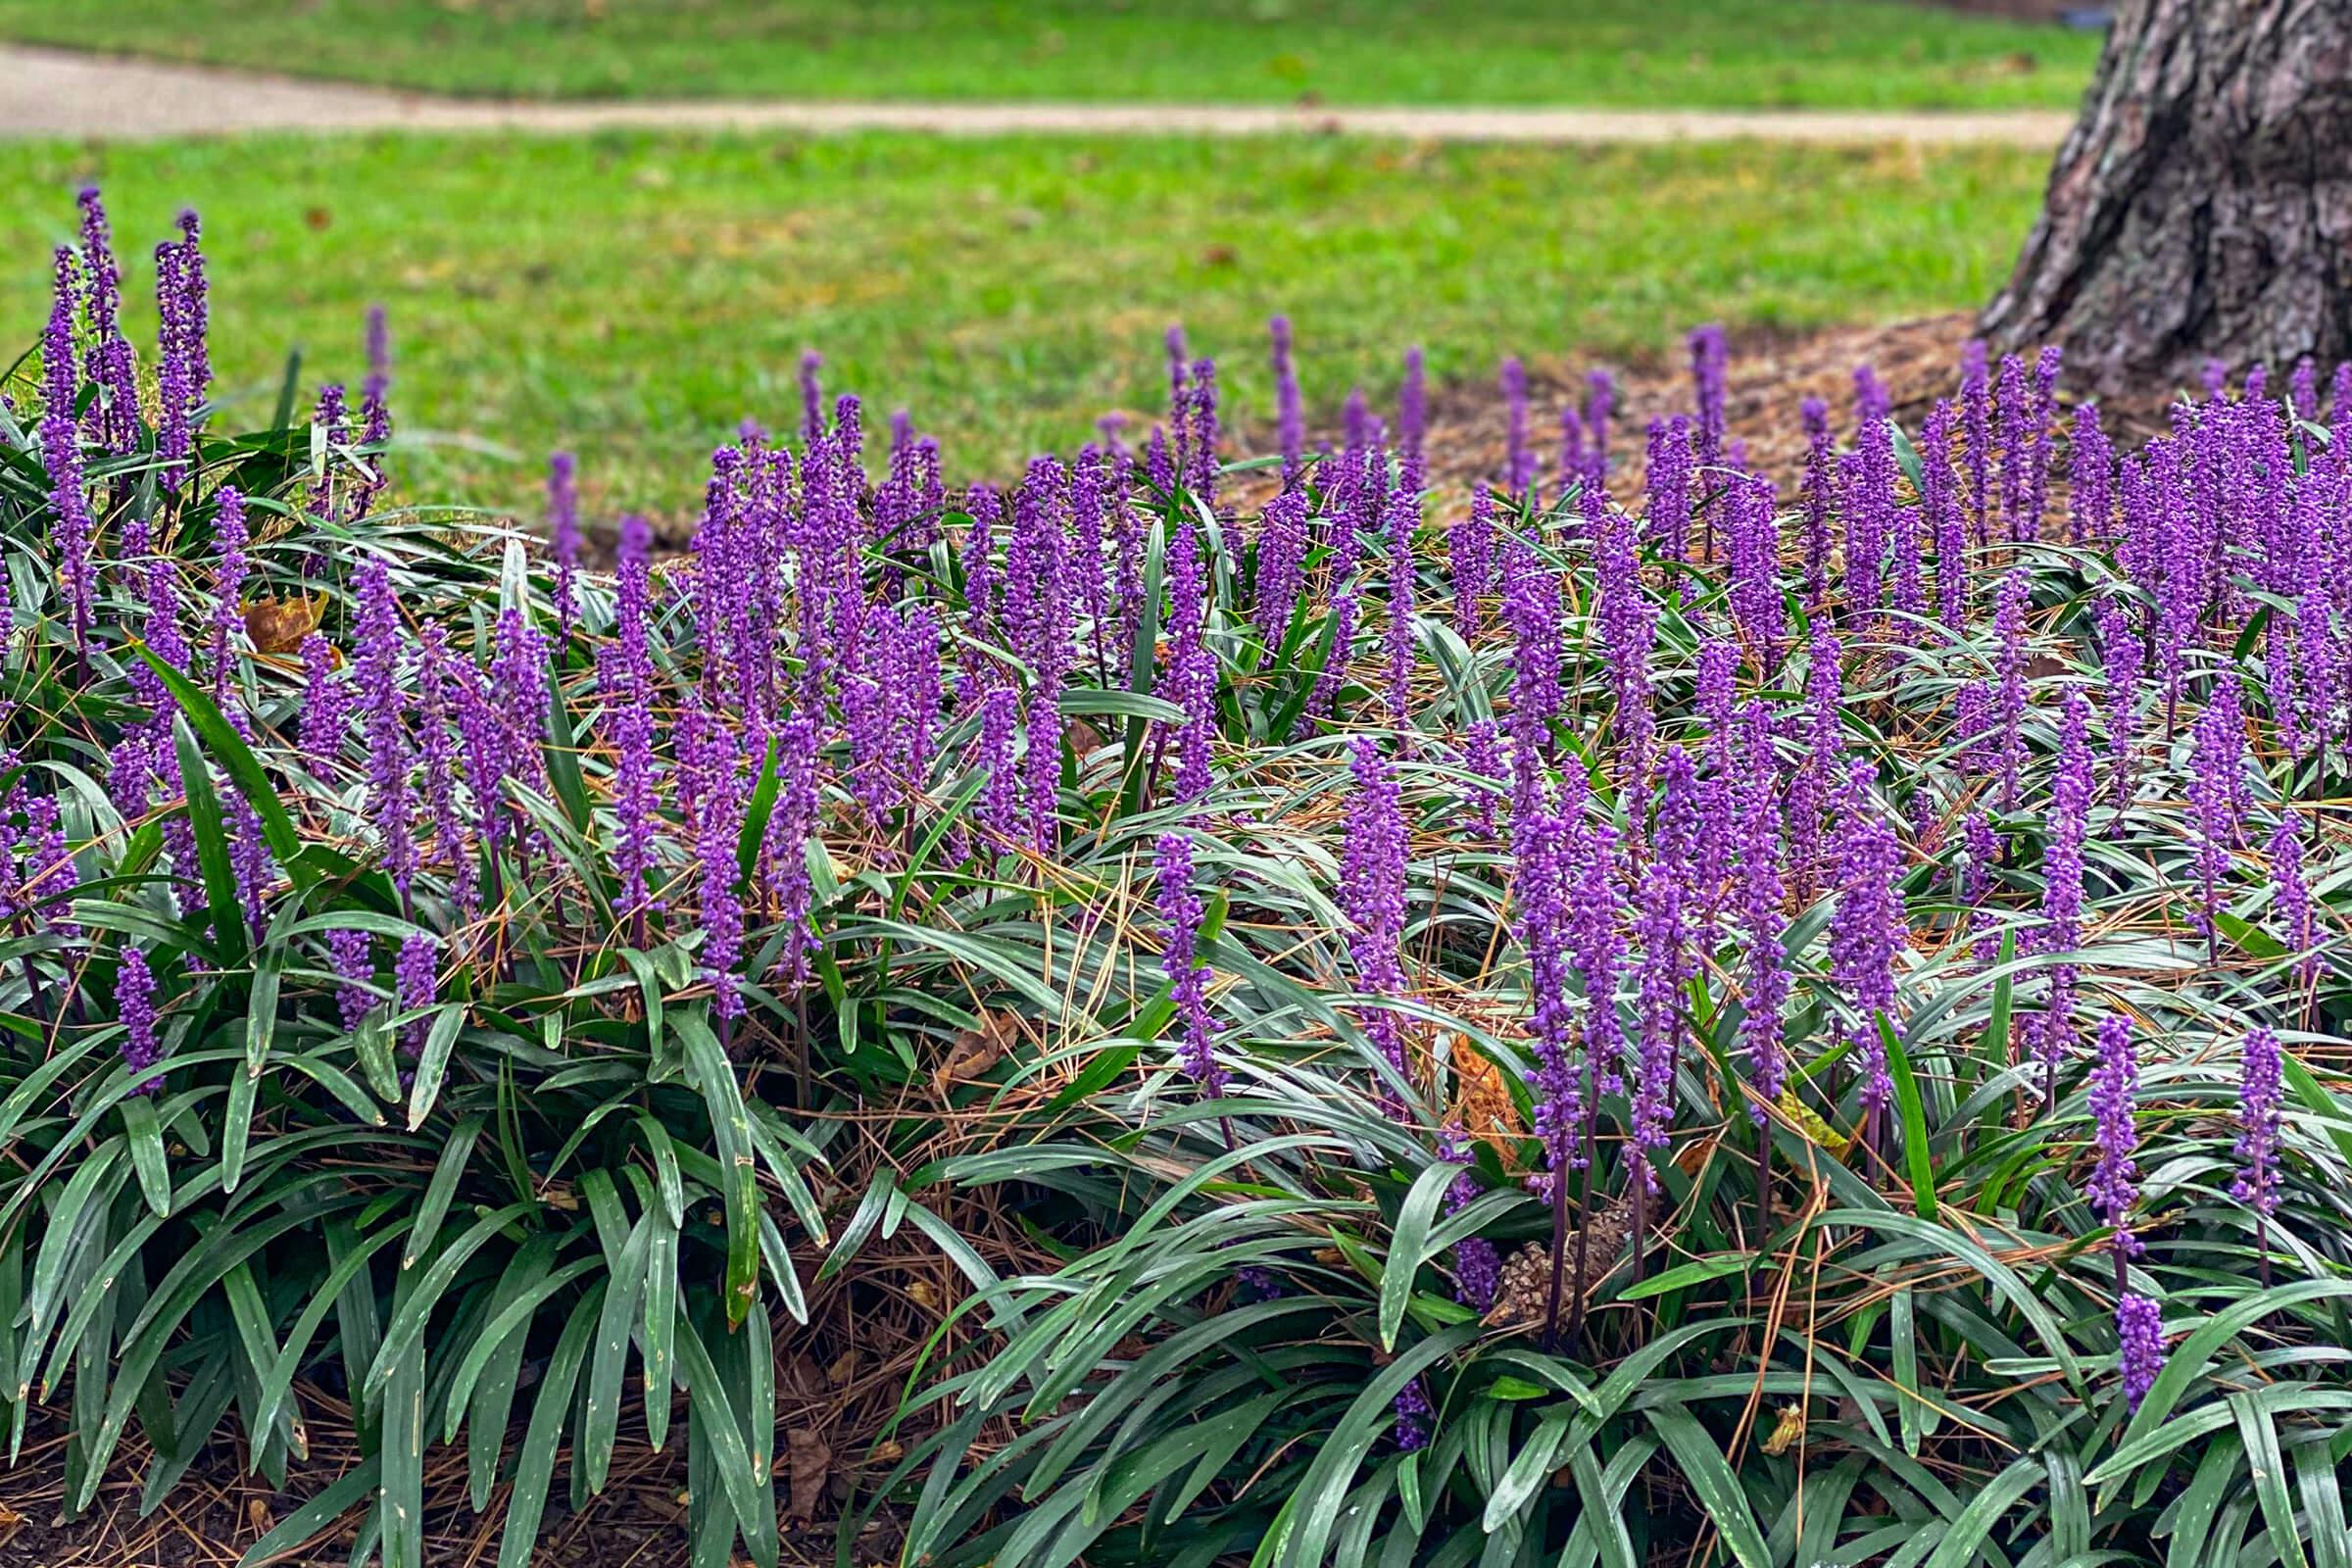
[[0, 131, 2047, 518], [0, 0, 2103, 111]]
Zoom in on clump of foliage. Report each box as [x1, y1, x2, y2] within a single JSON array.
[[2, 192, 2350, 1568]]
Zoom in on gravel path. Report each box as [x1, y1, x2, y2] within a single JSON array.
[[1, 43, 2074, 145]]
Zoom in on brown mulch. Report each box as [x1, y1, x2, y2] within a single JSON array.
[[0, 1117, 1022, 1567]]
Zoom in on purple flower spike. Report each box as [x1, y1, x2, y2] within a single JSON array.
[[300, 633, 351, 770], [117, 946, 162, 1093], [699, 766, 748, 1021], [1689, 324, 1729, 472], [1392, 1378, 1434, 1452], [210, 488, 250, 701], [2187, 671, 2246, 940], [1449, 485, 1496, 642], [1399, 345, 1427, 467], [395, 932, 438, 1056], [1919, 400, 1970, 629], [798, 350, 824, 446], [39, 248, 96, 663], [75, 187, 138, 456], [2085, 1015, 2142, 1253], [2269, 816, 2319, 993], [2116, 1294, 2166, 1414], [1154, 830, 1226, 1096], [1736, 703, 1788, 1119], [548, 453, 581, 642], [1829, 761, 1903, 1116], [2232, 1027, 2284, 1218], [327, 927, 374, 1032], [974, 683, 1022, 851], [1648, 416, 1694, 567], [1340, 737, 1412, 1087], [1500, 357, 1532, 498], [1255, 488, 1310, 650], [1584, 368, 1615, 477], [1630, 749, 1701, 1184], [354, 558, 416, 898], [2069, 404, 2113, 545], [1166, 515, 1216, 806], [1270, 317, 1303, 481]]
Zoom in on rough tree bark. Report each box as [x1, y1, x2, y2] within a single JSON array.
[[1981, 0, 2352, 392]]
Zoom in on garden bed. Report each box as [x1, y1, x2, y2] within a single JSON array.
[[3, 186, 2348, 1568]]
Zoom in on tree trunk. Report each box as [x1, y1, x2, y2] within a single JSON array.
[[1981, 0, 2352, 393]]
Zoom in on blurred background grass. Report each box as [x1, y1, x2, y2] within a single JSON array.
[[0, 1, 2087, 519], [0, 0, 2099, 110], [0, 133, 2045, 518]]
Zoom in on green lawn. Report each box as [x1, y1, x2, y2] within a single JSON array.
[[0, 132, 2046, 518], [0, 0, 2102, 111]]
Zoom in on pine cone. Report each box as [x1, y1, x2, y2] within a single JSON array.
[[1479, 1200, 1640, 1330]]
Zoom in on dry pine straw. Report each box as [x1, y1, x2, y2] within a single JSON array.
[[0, 309, 2161, 1568]]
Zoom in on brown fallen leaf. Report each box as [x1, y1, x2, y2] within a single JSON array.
[[932, 1009, 1019, 1097], [245, 1496, 274, 1536], [786, 1427, 832, 1521], [244, 592, 326, 655], [825, 1348, 858, 1387]]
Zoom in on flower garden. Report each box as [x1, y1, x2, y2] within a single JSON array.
[[3, 184, 2349, 1566]]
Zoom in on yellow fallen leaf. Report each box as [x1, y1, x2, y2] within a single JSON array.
[[1777, 1089, 1853, 1157], [1762, 1404, 1806, 1457]]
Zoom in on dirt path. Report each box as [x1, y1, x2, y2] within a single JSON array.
[[0, 43, 2074, 145]]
